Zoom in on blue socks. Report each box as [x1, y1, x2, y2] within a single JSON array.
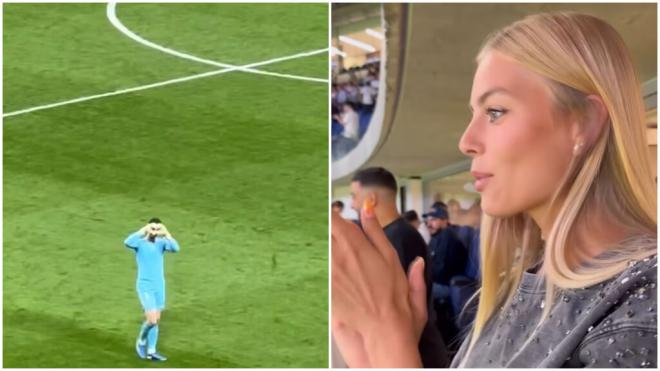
[[138, 321, 150, 343], [137, 320, 159, 353], [147, 324, 159, 354]]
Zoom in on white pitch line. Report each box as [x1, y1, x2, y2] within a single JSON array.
[[4, 47, 329, 118], [107, 2, 327, 84]]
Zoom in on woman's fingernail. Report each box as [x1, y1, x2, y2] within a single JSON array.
[[362, 198, 375, 218]]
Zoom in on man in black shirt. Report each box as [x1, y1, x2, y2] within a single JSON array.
[[350, 167, 449, 368]]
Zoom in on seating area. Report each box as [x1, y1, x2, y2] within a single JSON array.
[[331, 62, 380, 161]]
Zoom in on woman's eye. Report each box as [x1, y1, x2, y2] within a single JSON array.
[[486, 108, 507, 123]]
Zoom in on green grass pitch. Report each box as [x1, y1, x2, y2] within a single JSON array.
[[4, 3, 328, 367]]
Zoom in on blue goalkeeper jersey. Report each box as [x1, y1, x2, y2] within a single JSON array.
[[124, 231, 179, 283]]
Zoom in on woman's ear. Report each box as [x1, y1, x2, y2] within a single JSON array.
[[573, 94, 608, 152]]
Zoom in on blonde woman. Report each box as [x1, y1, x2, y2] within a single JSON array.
[[332, 12, 657, 368]]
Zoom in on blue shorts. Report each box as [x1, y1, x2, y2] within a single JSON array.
[[136, 281, 165, 311]]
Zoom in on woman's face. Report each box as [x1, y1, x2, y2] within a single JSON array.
[[459, 51, 575, 218]]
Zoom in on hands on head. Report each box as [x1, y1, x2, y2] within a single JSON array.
[[331, 200, 427, 368], [140, 223, 172, 239], [157, 224, 171, 238]]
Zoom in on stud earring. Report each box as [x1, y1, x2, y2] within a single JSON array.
[[573, 141, 584, 155]]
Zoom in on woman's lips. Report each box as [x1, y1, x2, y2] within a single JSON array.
[[471, 171, 493, 192]]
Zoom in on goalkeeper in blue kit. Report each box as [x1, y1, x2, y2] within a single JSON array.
[[124, 218, 179, 361]]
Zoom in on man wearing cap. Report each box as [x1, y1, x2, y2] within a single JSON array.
[[423, 207, 468, 348], [425, 208, 468, 310]]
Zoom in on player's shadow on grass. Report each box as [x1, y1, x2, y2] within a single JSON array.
[[4, 307, 242, 368]]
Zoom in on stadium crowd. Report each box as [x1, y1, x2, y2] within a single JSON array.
[[331, 62, 380, 160]]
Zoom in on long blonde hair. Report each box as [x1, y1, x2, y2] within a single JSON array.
[[462, 12, 657, 363]]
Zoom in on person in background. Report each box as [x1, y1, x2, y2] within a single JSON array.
[[344, 167, 449, 367], [403, 209, 432, 245], [334, 103, 360, 142], [425, 207, 468, 346], [332, 200, 345, 215], [359, 82, 375, 113]]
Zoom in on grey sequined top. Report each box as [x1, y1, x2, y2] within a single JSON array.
[[450, 254, 657, 368]]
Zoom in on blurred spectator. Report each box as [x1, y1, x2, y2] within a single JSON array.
[[425, 208, 468, 304], [428, 199, 475, 254], [331, 200, 344, 214], [370, 71, 380, 93], [430, 200, 448, 212], [334, 103, 359, 141], [359, 82, 375, 113], [425, 207, 469, 348], [447, 199, 463, 224], [464, 229, 480, 282], [335, 84, 347, 106], [331, 103, 360, 160], [402, 209, 431, 244], [346, 82, 359, 106], [463, 198, 483, 228]]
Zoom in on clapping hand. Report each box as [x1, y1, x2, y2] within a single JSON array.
[[332, 200, 427, 368]]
